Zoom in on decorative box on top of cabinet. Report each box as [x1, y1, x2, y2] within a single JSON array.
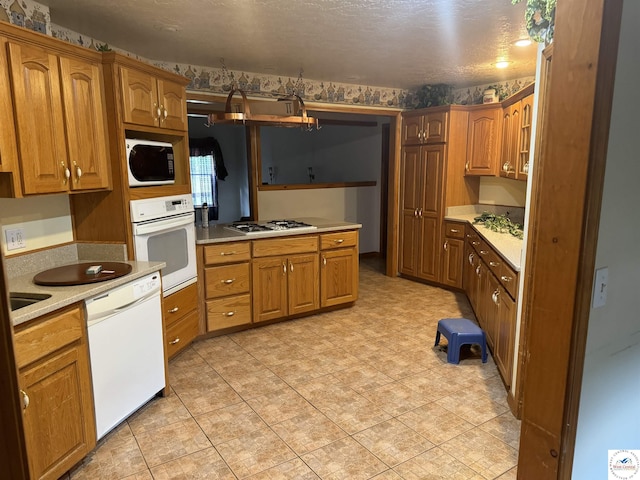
[[1, 22, 110, 197], [13, 304, 96, 480]]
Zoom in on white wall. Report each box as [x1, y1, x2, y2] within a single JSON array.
[[478, 176, 526, 207], [187, 120, 249, 223], [0, 195, 73, 256], [258, 186, 381, 254], [572, 2, 640, 477]]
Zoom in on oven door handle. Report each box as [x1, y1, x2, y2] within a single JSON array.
[[133, 213, 194, 236]]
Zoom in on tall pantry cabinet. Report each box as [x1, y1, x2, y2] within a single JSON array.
[[399, 106, 480, 283]]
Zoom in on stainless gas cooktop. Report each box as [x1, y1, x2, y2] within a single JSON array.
[[224, 220, 317, 235]]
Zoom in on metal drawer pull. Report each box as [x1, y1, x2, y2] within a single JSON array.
[[20, 390, 29, 410], [168, 306, 179, 313], [480, 250, 489, 255], [468, 253, 474, 264], [501, 275, 512, 282], [334, 239, 345, 244], [323, 256, 327, 266], [443, 241, 448, 251], [476, 265, 481, 276], [220, 251, 237, 256], [169, 337, 180, 345], [466, 234, 473, 238], [450, 229, 459, 233], [221, 278, 235, 284], [489, 261, 500, 267], [472, 241, 480, 246], [224, 311, 235, 317]]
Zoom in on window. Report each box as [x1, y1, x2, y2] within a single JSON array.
[[190, 153, 217, 210]]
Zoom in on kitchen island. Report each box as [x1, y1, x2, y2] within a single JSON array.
[[196, 218, 362, 335]]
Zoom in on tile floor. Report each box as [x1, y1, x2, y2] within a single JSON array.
[[65, 259, 520, 479]]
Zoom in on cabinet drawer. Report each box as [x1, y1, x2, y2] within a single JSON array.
[[480, 244, 503, 278], [203, 241, 251, 265], [206, 294, 252, 331], [252, 235, 318, 257], [320, 230, 358, 250], [14, 304, 83, 369], [165, 310, 199, 359], [162, 282, 198, 327], [500, 262, 519, 299], [443, 222, 465, 239], [205, 263, 250, 298]]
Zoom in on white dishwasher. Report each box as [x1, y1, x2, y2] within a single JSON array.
[[85, 271, 165, 440]]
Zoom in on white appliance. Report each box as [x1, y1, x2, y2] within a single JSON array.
[[130, 194, 197, 296], [85, 272, 165, 440], [126, 138, 175, 187]]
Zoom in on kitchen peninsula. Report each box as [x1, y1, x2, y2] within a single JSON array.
[[196, 218, 361, 335]]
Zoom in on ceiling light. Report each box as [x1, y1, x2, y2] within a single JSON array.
[[495, 61, 511, 69], [514, 38, 532, 47]]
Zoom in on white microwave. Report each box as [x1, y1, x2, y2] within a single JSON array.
[[126, 139, 175, 187]]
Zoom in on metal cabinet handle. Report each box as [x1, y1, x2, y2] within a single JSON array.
[[168, 306, 179, 313], [468, 253, 474, 265], [221, 278, 235, 284], [61, 162, 70, 184], [334, 239, 345, 244], [489, 261, 500, 267], [290, 262, 294, 273], [162, 106, 168, 119], [224, 311, 235, 317], [73, 161, 82, 179], [414, 208, 418, 217], [443, 241, 448, 251], [283, 262, 286, 274], [501, 275, 512, 283], [418, 208, 423, 218], [154, 102, 161, 119], [169, 337, 180, 345], [475, 265, 481, 276], [220, 251, 237, 256], [323, 256, 327, 266], [465, 162, 469, 172], [20, 389, 29, 410], [472, 241, 480, 246], [480, 250, 489, 255], [466, 234, 473, 238], [492, 289, 500, 305], [450, 229, 459, 233]]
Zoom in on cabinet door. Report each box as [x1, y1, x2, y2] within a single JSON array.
[[464, 243, 477, 305], [321, 247, 358, 307], [252, 256, 287, 323], [0, 37, 20, 189], [402, 115, 423, 145], [424, 111, 448, 143], [9, 42, 69, 194], [466, 107, 501, 176], [417, 145, 443, 282], [441, 237, 464, 288], [120, 66, 159, 127], [484, 270, 500, 350], [21, 346, 94, 480], [59, 56, 110, 190], [399, 146, 422, 276], [158, 78, 187, 131], [499, 106, 513, 178], [287, 253, 319, 316], [496, 287, 516, 387], [517, 94, 534, 181]]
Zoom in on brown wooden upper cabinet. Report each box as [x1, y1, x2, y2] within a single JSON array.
[[465, 104, 502, 176], [402, 109, 448, 145], [500, 102, 520, 179], [516, 93, 534, 181], [120, 66, 188, 131], [3, 23, 110, 196]]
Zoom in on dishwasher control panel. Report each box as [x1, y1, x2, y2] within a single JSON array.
[[133, 274, 161, 299]]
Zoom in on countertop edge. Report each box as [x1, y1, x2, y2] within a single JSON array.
[[196, 219, 363, 245], [10, 260, 166, 327], [445, 214, 523, 271]]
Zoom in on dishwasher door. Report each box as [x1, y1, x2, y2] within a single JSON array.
[[85, 272, 165, 439]]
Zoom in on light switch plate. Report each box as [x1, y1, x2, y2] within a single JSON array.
[[5, 228, 26, 251], [592, 267, 608, 308]]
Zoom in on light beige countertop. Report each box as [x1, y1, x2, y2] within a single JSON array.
[[445, 212, 524, 271], [10, 260, 165, 326], [196, 218, 362, 244]]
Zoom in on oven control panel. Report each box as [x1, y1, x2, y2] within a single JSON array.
[[130, 194, 194, 222]]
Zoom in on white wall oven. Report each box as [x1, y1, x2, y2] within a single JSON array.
[[130, 194, 196, 296]]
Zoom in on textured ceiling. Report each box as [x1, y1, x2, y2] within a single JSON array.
[[39, 0, 537, 90]]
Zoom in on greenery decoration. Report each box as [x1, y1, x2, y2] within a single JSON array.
[[512, 0, 557, 44], [414, 83, 453, 109], [95, 43, 112, 52], [473, 212, 524, 239]]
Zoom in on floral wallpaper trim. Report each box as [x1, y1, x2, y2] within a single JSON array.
[[0, 0, 50, 34]]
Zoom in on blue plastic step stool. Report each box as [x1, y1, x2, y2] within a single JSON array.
[[435, 318, 488, 364]]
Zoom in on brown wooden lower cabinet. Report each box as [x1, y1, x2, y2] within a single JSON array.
[[13, 304, 96, 480], [162, 283, 199, 359], [463, 227, 518, 389], [320, 230, 359, 307]]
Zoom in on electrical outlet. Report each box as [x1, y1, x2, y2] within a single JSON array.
[[592, 267, 608, 308], [5, 228, 26, 251]]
